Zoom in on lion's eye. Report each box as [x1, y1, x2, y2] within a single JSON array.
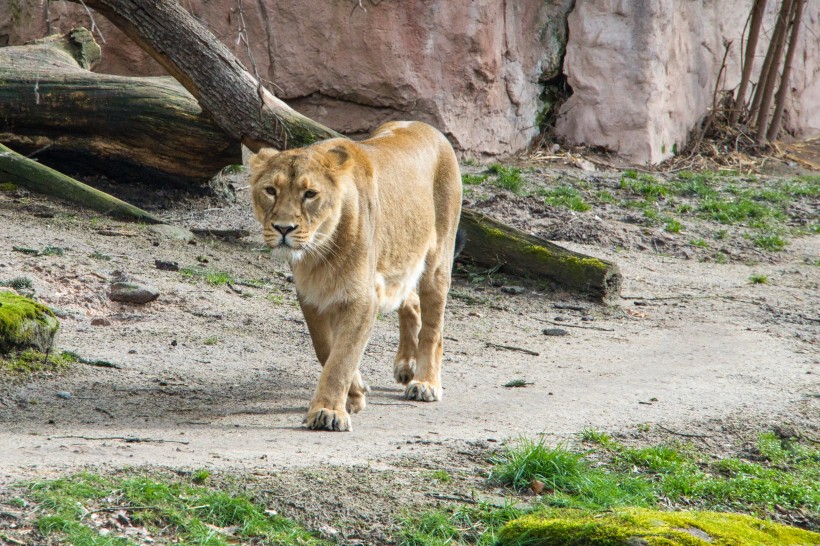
[[264, 187, 277, 197], [304, 190, 318, 199]]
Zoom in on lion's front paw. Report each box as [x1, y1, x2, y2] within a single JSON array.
[[305, 408, 352, 431], [394, 358, 415, 385], [404, 380, 442, 402]]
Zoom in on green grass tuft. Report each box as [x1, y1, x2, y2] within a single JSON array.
[[749, 274, 768, 284], [488, 164, 524, 194], [26, 472, 326, 545], [462, 173, 488, 186], [540, 186, 592, 212]]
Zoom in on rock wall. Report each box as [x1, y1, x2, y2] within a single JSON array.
[[556, 0, 820, 164], [3, 1, 818, 164], [1, 0, 573, 157]]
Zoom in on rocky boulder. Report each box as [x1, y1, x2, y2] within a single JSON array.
[[0, 291, 59, 354]]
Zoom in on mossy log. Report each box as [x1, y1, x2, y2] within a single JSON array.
[[63, 1, 621, 299], [0, 291, 59, 354], [0, 28, 241, 187], [0, 143, 162, 224], [459, 210, 622, 301]]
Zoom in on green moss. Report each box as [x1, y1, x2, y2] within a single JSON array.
[[0, 292, 59, 353], [0, 182, 17, 192], [498, 508, 820, 545], [523, 246, 608, 274], [0, 349, 76, 375]]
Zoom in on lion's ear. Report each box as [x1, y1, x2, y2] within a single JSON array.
[[326, 145, 351, 170], [249, 148, 279, 171]]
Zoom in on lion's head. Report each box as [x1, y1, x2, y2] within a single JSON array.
[[249, 143, 354, 262]]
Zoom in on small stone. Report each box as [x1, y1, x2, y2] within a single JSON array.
[[543, 328, 569, 336], [501, 285, 525, 295], [154, 260, 179, 271], [56, 391, 72, 400], [90, 318, 111, 326], [109, 282, 159, 304], [147, 224, 194, 242], [553, 315, 569, 321]]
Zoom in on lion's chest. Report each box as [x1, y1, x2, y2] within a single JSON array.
[[375, 257, 426, 313]]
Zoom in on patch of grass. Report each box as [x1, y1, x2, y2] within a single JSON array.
[[488, 164, 524, 194], [26, 472, 326, 545], [540, 186, 592, 212], [0, 182, 18, 192], [749, 274, 768, 284], [89, 250, 111, 261], [690, 239, 709, 248], [461, 173, 488, 186], [0, 350, 77, 375], [191, 469, 211, 485], [203, 336, 219, 346], [620, 173, 669, 201], [266, 292, 285, 305], [0, 276, 33, 291], [753, 232, 788, 251], [595, 190, 616, 204], [429, 470, 452, 484], [664, 218, 683, 233], [699, 197, 779, 225], [488, 438, 655, 509], [180, 267, 236, 286], [503, 379, 532, 388], [400, 501, 524, 546]]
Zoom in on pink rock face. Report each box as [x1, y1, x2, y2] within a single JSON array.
[[556, 0, 820, 164], [4, 1, 816, 164], [3, 0, 572, 157]]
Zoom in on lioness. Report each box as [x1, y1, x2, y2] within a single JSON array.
[[249, 121, 462, 431]]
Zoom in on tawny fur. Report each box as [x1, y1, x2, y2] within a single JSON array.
[[249, 121, 462, 431]]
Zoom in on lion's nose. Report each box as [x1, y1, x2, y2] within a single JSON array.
[[273, 224, 298, 236]]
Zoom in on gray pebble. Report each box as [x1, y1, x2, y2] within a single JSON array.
[[110, 281, 159, 304], [501, 285, 525, 295], [543, 328, 569, 336], [56, 391, 72, 400]]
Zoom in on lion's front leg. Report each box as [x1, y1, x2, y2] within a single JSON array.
[[304, 299, 377, 431]]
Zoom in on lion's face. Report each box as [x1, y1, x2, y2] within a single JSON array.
[[249, 146, 350, 262]]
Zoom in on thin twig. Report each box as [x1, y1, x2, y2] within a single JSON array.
[[78, 0, 106, 43], [50, 435, 190, 445], [656, 424, 713, 438], [485, 342, 540, 356], [425, 493, 478, 505], [81, 506, 160, 520], [534, 318, 615, 332]]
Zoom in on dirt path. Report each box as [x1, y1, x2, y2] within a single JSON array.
[[0, 173, 817, 485]]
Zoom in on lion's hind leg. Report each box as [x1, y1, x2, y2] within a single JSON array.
[[404, 265, 449, 402], [394, 290, 421, 385]]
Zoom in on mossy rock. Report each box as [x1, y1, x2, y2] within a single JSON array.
[[497, 508, 820, 546], [0, 291, 59, 354]]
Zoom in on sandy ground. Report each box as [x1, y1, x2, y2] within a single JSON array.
[[0, 168, 817, 489]]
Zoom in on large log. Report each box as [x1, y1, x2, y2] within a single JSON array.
[[0, 28, 241, 188], [0, 143, 162, 224], [459, 210, 621, 301], [64, 0, 622, 301]]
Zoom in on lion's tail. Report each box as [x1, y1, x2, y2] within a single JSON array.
[[454, 227, 467, 259]]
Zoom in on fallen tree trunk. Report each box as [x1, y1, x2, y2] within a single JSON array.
[[0, 28, 241, 188], [0, 143, 162, 224], [63, 0, 622, 301], [459, 210, 621, 301]]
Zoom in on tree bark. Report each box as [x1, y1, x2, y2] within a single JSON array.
[[66, 0, 341, 153], [0, 143, 162, 224], [63, 0, 622, 301], [766, 0, 804, 141], [731, 0, 767, 125], [754, 0, 794, 143], [0, 28, 241, 188]]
